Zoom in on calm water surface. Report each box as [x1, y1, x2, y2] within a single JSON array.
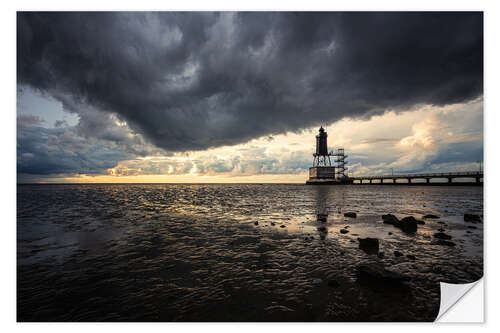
[[17, 184, 483, 321]]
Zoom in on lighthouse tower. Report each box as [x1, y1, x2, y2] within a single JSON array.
[[307, 127, 336, 184], [313, 126, 332, 167]]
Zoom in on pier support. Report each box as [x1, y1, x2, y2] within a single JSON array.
[[369, 179, 372, 184], [426, 178, 430, 184], [448, 178, 453, 183], [476, 177, 481, 184], [408, 178, 412, 184]]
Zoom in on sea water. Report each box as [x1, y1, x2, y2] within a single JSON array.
[[17, 184, 483, 321]]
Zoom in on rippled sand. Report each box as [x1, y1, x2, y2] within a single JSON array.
[[17, 184, 483, 321]]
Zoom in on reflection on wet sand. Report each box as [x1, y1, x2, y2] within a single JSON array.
[[17, 184, 482, 321]]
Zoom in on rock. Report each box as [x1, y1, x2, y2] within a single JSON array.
[[438, 228, 445, 232], [254, 221, 259, 226], [434, 232, 452, 240], [280, 225, 286, 228], [464, 213, 481, 223], [345, 226, 350, 229], [423, 214, 440, 219], [406, 255, 416, 260], [356, 264, 411, 285], [377, 252, 385, 258], [317, 213, 328, 222], [436, 240, 456, 246], [388, 232, 393, 235], [394, 250, 403, 257], [340, 229, 349, 234], [399, 216, 419, 232], [382, 214, 419, 232], [318, 226, 327, 232], [358, 237, 379, 254], [382, 214, 399, 225], [328, 280, 340, 288], [271, 222, 276, 226], [344, 212, 357, 218], [468, 226, 477, 229]]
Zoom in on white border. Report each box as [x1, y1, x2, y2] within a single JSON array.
[[3, 0, 498, 331]]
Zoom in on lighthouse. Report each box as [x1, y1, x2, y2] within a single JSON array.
[[306, 127, 353, 185]]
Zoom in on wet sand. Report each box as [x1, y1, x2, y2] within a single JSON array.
[[17, 184, 483, 321]]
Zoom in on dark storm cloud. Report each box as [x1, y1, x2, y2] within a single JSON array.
[[17, 12, 483, 152], [17, 117, 135, 176]]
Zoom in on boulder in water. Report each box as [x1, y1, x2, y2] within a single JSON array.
[[340, 229, 349, 234], [423, 214, 440, 219], [399, 216, 419, 233], [436, 240, 456, 246], [358, 237, 379, 254], [328, 279, 340, 287], [344, 212, 357, 218], [434, 232, 452, 240], [383, 214, 420, 233], [317, 213, 328, 222], [464, 213, 481, 223], [394, 250, 403, 257], [382, 214, 399, 225]]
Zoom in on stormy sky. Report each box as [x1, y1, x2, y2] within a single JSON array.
[[16, 12, 483, 183]]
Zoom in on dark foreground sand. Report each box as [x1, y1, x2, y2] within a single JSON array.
[[17, 184, 483, 321]]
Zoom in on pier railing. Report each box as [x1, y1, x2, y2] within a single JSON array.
[[351, 171, 483, 184]]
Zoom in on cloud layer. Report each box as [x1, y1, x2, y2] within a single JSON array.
[[18, 12, 483, 153]]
